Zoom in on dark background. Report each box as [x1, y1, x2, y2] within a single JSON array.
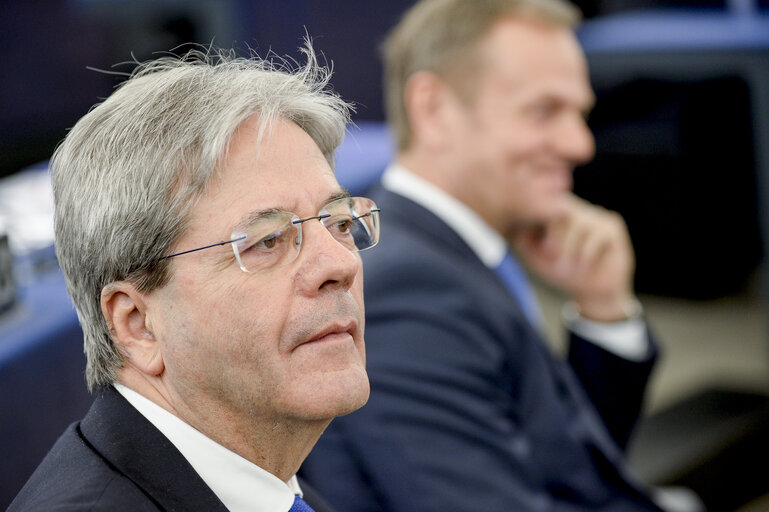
[[3, 0, 766, 177], [0, 0, 410, 177], [1, 0, 767, 298]]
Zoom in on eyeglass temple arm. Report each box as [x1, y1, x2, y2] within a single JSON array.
[[292, 213, 331, 225], [354, 208, 381, 220], [158, 235, 247, 261]]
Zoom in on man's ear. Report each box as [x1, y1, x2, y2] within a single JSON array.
[[403, 70, 460, 150], [101, 282, 164, 377]]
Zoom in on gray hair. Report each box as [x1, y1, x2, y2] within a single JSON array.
[[383, 0, 581, 151], [52, 43, 352, 391]]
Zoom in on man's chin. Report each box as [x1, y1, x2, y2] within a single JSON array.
[[289, 372, 370, 421], [331, 375, 370, 417], [332, 391, 370, 419]]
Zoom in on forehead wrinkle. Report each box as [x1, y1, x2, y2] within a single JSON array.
[[234, 208, 286, 231], [233, 187, 352, 230]]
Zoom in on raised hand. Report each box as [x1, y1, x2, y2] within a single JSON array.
[[511, 194, 636, 322]]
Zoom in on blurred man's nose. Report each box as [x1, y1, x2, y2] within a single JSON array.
[[557, 114, 595, 165]]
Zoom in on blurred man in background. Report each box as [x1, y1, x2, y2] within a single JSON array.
[[10, 44, 382, 512], [301, 1, 698, 510]]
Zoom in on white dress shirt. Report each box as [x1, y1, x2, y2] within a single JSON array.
[[114, 383, 302, 512], [382, 163, 649, 361]]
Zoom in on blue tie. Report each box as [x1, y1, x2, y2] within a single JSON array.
[[289, 495, 316, 512], [493, 251, 542, 327]]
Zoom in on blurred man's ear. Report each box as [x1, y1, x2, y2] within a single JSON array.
[[403, 70, 462, 151], [101, 282, 164, 377]]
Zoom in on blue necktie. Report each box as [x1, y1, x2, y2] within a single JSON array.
[[289, 495, 316, 512], [493, 251, 542, 327]]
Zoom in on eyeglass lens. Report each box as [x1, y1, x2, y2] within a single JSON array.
[[231, 196, 380, 273]]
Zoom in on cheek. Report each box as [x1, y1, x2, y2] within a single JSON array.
[[352, 265, 365, 302], [179, 296, 278, 395], [168, 278, 288, 362], [471, 121, 526, 173], [496, 134, 553, 190], [501, 134, 541, 164], [223, 286, 290, 349], [353, 279, 367, 354]]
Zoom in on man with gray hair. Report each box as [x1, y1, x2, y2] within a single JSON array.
[[9, 44, 381, 512], [301, 0, 699, 511]]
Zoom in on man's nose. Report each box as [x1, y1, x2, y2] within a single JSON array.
[[294, 220, 361, 295], [557, 114, 596, 166]]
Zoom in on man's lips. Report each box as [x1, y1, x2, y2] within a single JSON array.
[[303, 320, 357, 345]]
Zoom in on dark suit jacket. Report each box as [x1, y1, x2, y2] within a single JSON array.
[[9, 386, 334, 512], [300, 186, 662, 512]]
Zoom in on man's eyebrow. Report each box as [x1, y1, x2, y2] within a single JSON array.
[[233, 188, 352, 229], [324, 188, 352, 205]]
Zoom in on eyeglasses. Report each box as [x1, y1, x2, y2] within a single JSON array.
[[159, 196, 380, 273]]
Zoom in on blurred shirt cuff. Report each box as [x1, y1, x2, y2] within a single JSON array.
[[562, 299, 650, 361]]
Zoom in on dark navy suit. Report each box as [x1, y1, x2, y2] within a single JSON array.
[[9, 386, 334, 512], [301, 186, 661, 511]]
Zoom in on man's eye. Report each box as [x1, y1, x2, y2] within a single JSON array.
[[258, 235, 278, 249], [328, 216, 355, 236], [249, 228, 288, 251]]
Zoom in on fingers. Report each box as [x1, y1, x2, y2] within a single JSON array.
[[559, 197, 628, 275], [510, 194, 635, 309]]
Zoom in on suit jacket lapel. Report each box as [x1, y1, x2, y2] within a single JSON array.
[[370, 186, 478, 264], [370, 186, 540, 335], [80, 386, 229, 511]]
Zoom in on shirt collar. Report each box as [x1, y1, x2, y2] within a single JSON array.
[[381, 163, 507, 268], [114, 384, 302, 512]]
